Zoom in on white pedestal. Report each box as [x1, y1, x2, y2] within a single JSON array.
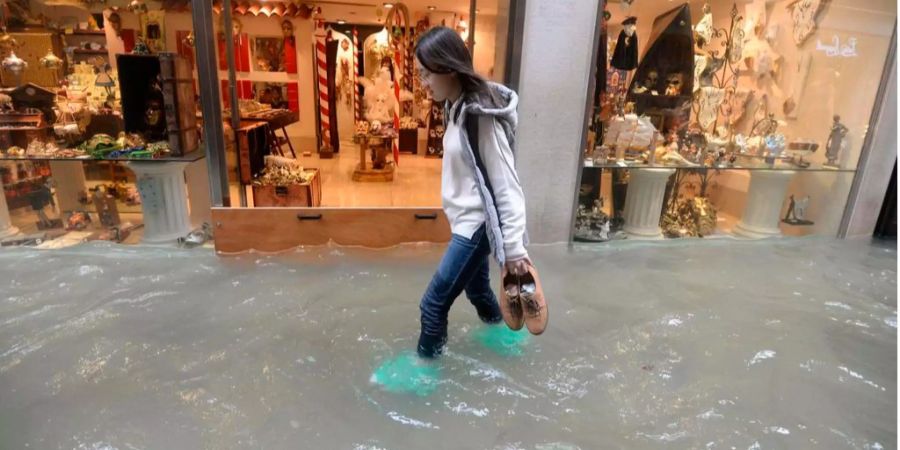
[[127, 161, 192, 244], [48, 161, 87, 212], [184, 159, 212, 228], [623, 168, 675, 239], [734, 170, 796, 239], [0, 178, 20, 238]]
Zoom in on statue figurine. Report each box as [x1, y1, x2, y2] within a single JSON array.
[[611, 17, 638, 71], [825, 115, 848, 167]]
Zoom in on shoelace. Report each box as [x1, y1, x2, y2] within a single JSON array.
[[522, 295, 542, 317]]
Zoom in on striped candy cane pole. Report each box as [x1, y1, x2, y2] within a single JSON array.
[[352, 27, 361, 122], [392, 47, 401, 166], [315, 20, 330, 148]]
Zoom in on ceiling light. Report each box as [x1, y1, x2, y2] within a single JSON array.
[[427, 5, 436, 10], [337, 19, 346, 24], [383, 2, 393, 8]]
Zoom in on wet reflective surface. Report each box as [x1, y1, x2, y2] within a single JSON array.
[[0, 238, 895, 449]]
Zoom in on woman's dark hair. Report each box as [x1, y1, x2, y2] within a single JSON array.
[[415, 26, 500, 108]]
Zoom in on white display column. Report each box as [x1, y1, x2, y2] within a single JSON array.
[[48, 161, 87, 212], [623, 168, 675, 239], [0, 179, 20, 238], [127, 161, 192, 244], [734, 170, 796, 239], [184, 159, 212, 228]]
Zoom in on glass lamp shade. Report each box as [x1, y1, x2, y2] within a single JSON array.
[[2, 52, 27, 75], [39, 49, 63, 70]]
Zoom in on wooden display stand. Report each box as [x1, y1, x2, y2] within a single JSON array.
[[117, 53, 198, 156], [251, 168, 322, 207], [236, 120, 268, 184], [0, 109, 48, 149], [353, 135, 395, 182]]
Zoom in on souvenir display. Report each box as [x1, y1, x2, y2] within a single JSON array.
[[697, 86, 726, 130], [787, 0, 824, 46], [782, 195, 814, 225], [662, 195, 718, 238], [253, 165, 317, 187], [786, 140, 818, 168], [574, 199, 623, 243]]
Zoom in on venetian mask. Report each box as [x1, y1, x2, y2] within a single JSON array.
[[624, 24, 635, 36], [644, 70, 659, 88], [790, 0, 822, 45], [665, 73, 683, 95], [2, 51, 27, 76], [341, 39, 350, 51], [128, 0, 148, 15], [145, 98, 163, 127]]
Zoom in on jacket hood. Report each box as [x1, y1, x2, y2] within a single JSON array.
[[462, 82, 518, 129]]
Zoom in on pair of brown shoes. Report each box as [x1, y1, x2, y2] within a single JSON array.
[[500, 262, 548, 335]]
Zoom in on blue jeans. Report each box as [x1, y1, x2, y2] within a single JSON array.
[[418, 224, 502, 358]]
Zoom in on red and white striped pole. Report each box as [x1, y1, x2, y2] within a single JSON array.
[[352, 27, 361, 122], [315, 19, 330, 148], [392, 47, 401, 166]]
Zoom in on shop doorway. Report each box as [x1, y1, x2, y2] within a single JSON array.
[[208, 0, 522, 252]]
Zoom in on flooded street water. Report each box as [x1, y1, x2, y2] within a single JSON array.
[[0, 238, 895, 449]]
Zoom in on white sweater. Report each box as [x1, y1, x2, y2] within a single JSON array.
[[442, 97, 528, 260]]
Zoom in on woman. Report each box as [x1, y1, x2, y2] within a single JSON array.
[[415, 27, 546, 359]]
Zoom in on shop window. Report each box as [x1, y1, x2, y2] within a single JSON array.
[[0, 0, 206, 247], [576, 0, 896, 243]]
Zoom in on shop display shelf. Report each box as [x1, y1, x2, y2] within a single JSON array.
[[72, 49, 108, 55], [0, 152, 206, 163], [582, 159, 858, 173]]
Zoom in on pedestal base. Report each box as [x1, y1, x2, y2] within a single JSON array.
[[0, 178, 20, 239], [0, 224, 19, 239], [352, 163, 395, 182], [623, 168, 675, 239], [127, 161, 192, 244], [734, 170, 796, 239]]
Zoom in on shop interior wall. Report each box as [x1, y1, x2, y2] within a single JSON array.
[[35, 4, 500, 148], [491, 0, 510, 84], [607, 0, 896, 236]]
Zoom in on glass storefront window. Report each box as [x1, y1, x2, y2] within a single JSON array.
[[0, 0, 205, 247], [208, 0, 513, 210], [576, 0, 896, 242]]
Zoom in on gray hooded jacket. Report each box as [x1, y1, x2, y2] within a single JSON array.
[[444, 82, 529, 266]]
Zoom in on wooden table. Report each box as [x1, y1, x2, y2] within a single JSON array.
[[244, 109, 298, 158], [352, 134, 394, 182]]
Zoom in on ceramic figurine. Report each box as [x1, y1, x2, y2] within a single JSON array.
[[825, 115, 848, 167]]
